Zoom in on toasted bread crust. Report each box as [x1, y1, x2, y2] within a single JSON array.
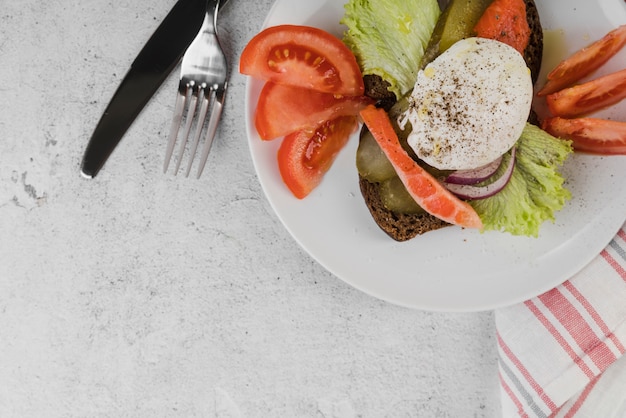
[[359, 176, 449, 240], [359, 0, 543, 241], [524, 0, 543, 84]]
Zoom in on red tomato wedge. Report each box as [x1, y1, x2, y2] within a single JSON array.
[[546, 68, 626, 118], [359, 105, 484, 229], [278, 116, 358, 199], [240, 25, 365, 96], [474, 0, 530, 55], [542, 117, 626, 155], [255, 82, 373, 140], [538, 25, 626, 96]]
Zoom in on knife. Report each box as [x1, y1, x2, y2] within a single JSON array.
[[81, 0, 215, 179]]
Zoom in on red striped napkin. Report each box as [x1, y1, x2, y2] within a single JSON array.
[[496, 222, 626, 417]]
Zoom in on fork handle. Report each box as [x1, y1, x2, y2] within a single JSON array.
[[204, 0, 222, 33]]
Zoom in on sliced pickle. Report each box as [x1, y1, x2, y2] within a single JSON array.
[[439, 0, 492, 52], [356, 127, 396, 183], [421, 0, 492, 68], [420, 2, 452, 68], [380, 177, 425, 214]]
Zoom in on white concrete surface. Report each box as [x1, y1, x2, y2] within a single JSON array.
[[0, 0, 501, 416]]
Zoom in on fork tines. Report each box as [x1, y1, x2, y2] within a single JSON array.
[[163, 0, 228, 178], [163, 81, 224, 178]]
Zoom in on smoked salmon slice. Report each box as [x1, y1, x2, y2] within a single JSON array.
[[359, 105, 484, 230]]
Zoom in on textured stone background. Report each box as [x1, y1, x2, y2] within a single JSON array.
[[0, 0, 500, 416]]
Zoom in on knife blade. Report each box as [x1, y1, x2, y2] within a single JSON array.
[[81, 0, 207, 179]]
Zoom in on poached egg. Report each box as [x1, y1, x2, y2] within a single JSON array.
[[400, 37, 533, 170]]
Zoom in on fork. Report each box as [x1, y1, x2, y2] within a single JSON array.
[[163, 0, 229, 178]]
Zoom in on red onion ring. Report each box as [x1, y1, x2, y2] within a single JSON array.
[[444, 156, 503, 185], [443, 147, 516, 200]]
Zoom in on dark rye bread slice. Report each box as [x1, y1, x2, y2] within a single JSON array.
[[359, 0, 543, 241], [524, 0, 543, 84], [359, 177, 450, 240]]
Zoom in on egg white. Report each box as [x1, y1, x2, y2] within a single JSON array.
[[402, 37, 533, 170]]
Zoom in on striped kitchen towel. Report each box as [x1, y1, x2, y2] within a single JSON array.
[[496, 222, 626, 417]]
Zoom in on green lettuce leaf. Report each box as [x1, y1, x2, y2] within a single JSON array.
[[469, 123, 573, 237], [341, 0, 440, 99]]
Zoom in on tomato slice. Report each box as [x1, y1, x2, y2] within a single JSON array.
[[542, 117, 626, 155], [359, 105, 483, 229], [255, 82, 372, 140], [278, 116, 358, 199], [537, 25, 626, 96], [473, 0, 530, 55], [240, 25, 364, 96], [546, 68, 626, 118]]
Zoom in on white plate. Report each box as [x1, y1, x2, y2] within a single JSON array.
[[245, 0, 626, 311]]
